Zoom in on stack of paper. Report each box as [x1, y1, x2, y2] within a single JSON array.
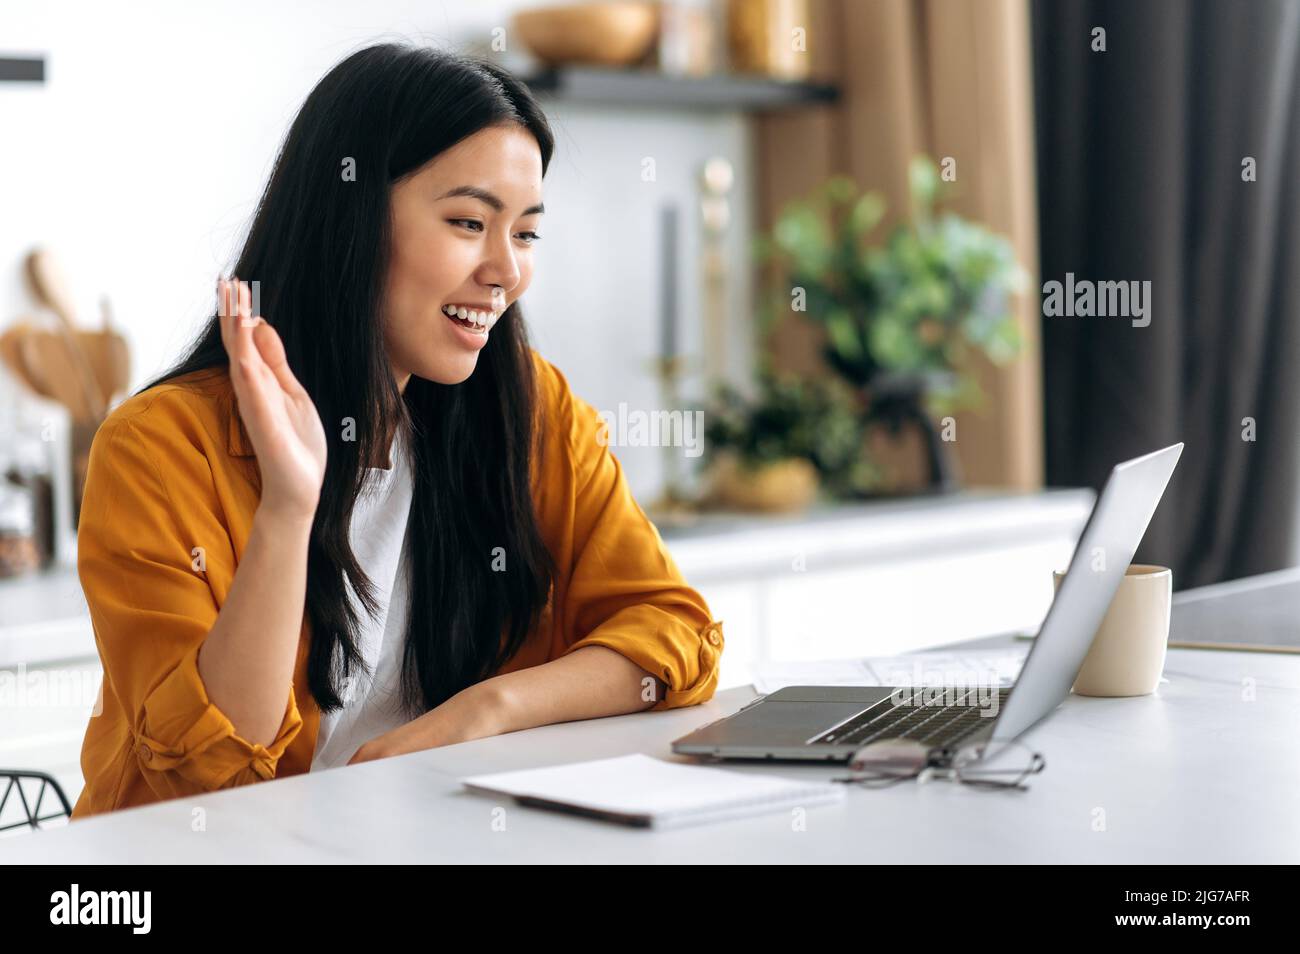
[[462, 753, 845, 830]]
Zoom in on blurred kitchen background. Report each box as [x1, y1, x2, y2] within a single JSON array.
[[2, 0, 1297, 823]]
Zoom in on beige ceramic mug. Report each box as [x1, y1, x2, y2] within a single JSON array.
[[1052, 564, 1173, 696]]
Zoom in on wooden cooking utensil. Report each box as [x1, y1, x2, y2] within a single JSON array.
[[0, 321, 50, 397], [75, 329, 131, 405], [23, 248, 107, 418], [25, 248, 78, 325], [2, 323, 130, 412], [98, 296, 131, 399], [18, 332, 100, 423]]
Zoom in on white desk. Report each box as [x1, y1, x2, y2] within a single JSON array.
[[4, 578, 1299, 863]]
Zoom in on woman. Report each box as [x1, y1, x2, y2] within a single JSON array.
[[72, 43, 724, 818]]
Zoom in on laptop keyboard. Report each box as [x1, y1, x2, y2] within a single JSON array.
[[809, 687, 1012, 749]]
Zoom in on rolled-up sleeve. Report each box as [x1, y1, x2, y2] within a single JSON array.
[[78, 409, 302, 798], [538, 356, 725, 710], [134, 641, 301, 789]]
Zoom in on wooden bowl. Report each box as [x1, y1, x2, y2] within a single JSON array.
[[513, 2, 660, 67]]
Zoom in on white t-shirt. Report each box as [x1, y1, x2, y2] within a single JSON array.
[[310, 428, 417, 771]]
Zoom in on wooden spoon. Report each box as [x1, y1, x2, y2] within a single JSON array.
[[18, 331, 101, 423], [98, 296, 131, 400], [24, 248, 107, 419], [0, 321, 50, 397]]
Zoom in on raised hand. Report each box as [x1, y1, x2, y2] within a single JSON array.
[[218, 277, 327, 522]]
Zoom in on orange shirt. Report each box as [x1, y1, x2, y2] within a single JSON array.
[[71, 350, 724, 818]]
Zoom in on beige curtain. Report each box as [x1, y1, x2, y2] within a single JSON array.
[[754, 0, 1043, 490]]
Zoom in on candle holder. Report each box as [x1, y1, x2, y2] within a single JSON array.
[[643, 352, 703, 526]]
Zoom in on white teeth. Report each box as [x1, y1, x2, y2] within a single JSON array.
[[442, 303, 495, 333], [443, 303, 500, 332]]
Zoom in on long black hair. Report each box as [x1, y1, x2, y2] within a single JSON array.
[[136, 43, 557, 718]]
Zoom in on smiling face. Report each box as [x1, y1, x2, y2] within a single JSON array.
[[384, 124, 544, 389]]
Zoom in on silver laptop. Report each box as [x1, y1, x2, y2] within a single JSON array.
[[671, 443, 1184, 762]]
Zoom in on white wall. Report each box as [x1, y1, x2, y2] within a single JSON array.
[[0, 0, 755, 500]]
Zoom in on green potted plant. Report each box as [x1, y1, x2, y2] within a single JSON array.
[[700, 369, 879, 510], [752, 157, 1028, 491]]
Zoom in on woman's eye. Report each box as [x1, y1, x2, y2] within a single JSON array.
[[449, 219, 540, 245]]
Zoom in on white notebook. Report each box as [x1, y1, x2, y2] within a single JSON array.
[[461, 753, 845, 830]]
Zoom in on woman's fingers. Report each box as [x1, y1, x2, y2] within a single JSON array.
[[217, 277, 234, 358], [220, 278, 280, 436], [221, 277, 274, 387], [217, 276, 303, 398], [251, 318, 307, 398], [217, 277, 257, 370], [216, 277, 317, 464], [211, 275, 326, 518]]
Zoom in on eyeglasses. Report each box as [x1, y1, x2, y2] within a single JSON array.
[[831, 737, 1046, 791]]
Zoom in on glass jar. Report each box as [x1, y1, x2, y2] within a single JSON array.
[[0, 475, 40, 578], [1, 421, 56, 572]]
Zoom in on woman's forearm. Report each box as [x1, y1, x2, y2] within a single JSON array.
[[487, 645, 668, 732], [351, 645, 669, 762], [197, 504, 314, 747]]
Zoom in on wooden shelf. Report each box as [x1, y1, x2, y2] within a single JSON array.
[[520, 66, 838, 111]]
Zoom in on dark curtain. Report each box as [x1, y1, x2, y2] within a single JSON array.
[[1033, 0, 1300, 589]]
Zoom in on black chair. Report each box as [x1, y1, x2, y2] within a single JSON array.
[[0, 770, 73, 832]]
